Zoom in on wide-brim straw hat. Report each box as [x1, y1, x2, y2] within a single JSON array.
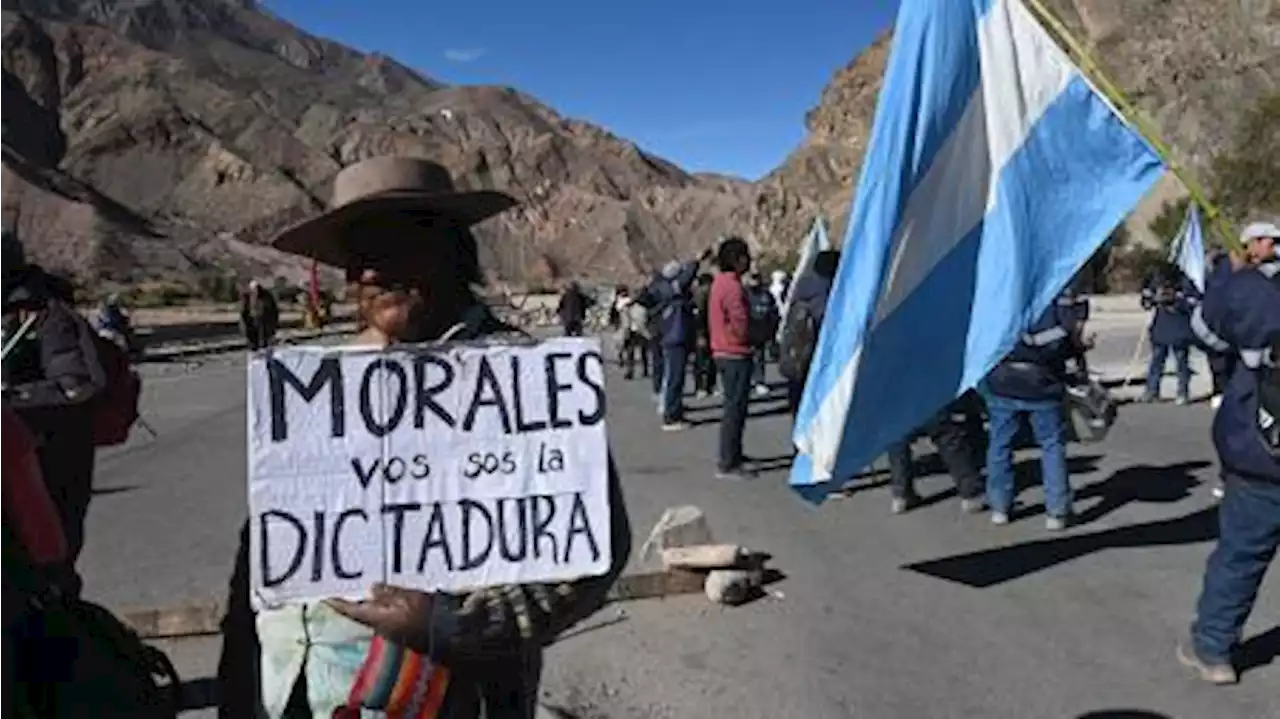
[[272, 157, 517, 268]]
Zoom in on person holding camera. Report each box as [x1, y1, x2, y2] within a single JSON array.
[[1140, 263, 1197, 404]]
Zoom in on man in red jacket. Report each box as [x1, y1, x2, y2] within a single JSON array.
[[708, 237, 755, 480]]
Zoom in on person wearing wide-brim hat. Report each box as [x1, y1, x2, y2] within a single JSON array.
[[216, 157, 631, 719]]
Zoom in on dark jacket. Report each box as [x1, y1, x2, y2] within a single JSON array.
[[555, 287, 590, 327], [217, 311, 632, 719], [642, 263, 697, 348], [1141, 271, 1197, 347], [1191, 259, 1280, 483], [986, 299, 1074, 402], [240, 289, 280, 336], [2, 299, 103, 562]]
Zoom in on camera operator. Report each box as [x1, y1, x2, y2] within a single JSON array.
[[1140, 262, 1197, 404]]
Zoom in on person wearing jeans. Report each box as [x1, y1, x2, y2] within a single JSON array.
[[982, 392, 1070, 523], [1179, 221, 1280, 686], [982, 294, 1080, 530], [1140, 266, 1197, 404], [708, 237, 755, 479], [1144, 341, 1192, 402], [640, 252, 712, 429]]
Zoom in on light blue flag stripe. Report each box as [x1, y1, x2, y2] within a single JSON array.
[[790, 0, 1165, 502]]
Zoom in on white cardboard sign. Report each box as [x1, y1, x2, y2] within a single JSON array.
[[246, 338, 611, 609]]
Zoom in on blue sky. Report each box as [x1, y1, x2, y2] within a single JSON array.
[[262, 0, 898, 180]]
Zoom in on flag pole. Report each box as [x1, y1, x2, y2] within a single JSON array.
[[1021, 0, 1239, 251]]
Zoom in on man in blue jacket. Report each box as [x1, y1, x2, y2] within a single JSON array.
[[981, 290, 1081, 531], [641, 249, 712, 430], [1178, 221, 1280, 685], [1140, 263, 1198, 404]]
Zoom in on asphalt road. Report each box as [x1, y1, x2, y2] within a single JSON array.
[[80, 310, 1277, 719]]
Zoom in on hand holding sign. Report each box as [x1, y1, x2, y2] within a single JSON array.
[[327, 583, 434, 653], [247, 338, 612, 609]]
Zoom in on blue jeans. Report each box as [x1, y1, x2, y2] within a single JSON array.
[[660, 345, 688, 423], [984, 393, 1071, 517], [1145, 343, 1191, 399], [650, 341, 664, 395], [1192, 474, 1280, 663]]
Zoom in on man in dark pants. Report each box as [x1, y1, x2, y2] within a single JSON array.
[[642, 255, 710, 430], [2, 241, 103, 579], [887, 392, 986, 515], [1140, 264, 1196, 404], [708, 237, 754, 479], [1178, 221, 1280, 686]]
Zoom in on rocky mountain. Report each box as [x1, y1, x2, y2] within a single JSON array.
[[3, 0, 1274, 294], [1, 0, 763, 291], [763, 0, 1279, 249]]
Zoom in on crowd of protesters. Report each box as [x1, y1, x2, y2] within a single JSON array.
[[4, 150, 1276, 719]]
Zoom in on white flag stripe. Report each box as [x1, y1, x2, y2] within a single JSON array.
[[871, 0, 1075, 329]]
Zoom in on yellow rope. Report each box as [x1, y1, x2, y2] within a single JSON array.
[[1021, 0, 1240, 249]]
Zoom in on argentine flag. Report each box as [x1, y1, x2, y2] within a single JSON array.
[[778, 217, 832, 332], [789, 0, 1165, 500], [1168, 203, 1206, 294]]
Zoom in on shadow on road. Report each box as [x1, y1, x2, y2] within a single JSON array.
[[91, 485, 137, 497], [1238, 625, 1280, 674], [904, 505, 1218, 588], [1075, 706, 1172, 711], [1009, 460, 1208, 524], [687, 400, 791, 427]]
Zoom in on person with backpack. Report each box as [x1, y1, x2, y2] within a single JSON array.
[[779, 250, 839, 414], [1178, 221, 1280, 686], [2, 238, 106, 572], [745, 272, 779, 397]]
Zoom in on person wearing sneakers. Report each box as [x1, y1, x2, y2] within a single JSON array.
[[709, 237, 755, 480], [1178, 220, 1280, 686], [980, 288, 1079, 531]]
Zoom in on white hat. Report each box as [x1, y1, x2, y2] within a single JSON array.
[[1240, 221, 1280, 243]]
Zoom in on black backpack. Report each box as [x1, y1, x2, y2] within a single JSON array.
[[11, 594, 183, 718], [747, 290, 779, 347], [779, 301, 819, 382]]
